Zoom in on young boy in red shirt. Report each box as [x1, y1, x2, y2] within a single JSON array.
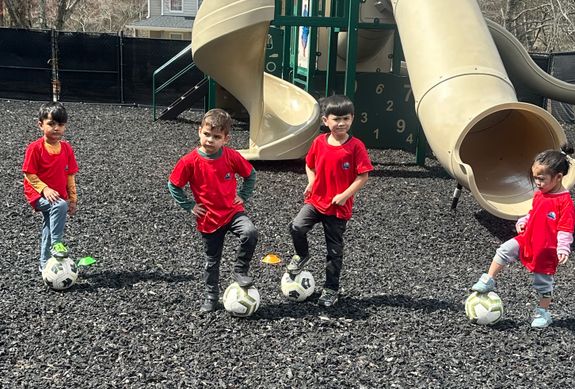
[[287, 95, 374, 307], [168, 109, 257, 313], [22, 102, 79, 271]]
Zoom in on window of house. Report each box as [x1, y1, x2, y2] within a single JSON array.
[[170, 0, 183, 12], [170, 33, 184, 40]]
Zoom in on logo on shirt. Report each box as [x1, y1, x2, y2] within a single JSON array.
[[342, 162, 350, 170], [547, 212, 556, 220], [224, 172, 231, 180]]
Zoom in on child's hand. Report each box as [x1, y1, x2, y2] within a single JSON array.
[[558, 253, 569, 265], [42, 187, 61, 203], [68, 201, 77, 215], [331, 193, 347, 206], [516, 222, 526, 233], [233, 195, 244, 205], [192, 203, 206, 217], [303, 183, 312, 199]]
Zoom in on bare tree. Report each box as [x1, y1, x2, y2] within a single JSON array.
[[67, 0, 146, 33], [3, 0, 32, 28], [478, 0, 575, 51]]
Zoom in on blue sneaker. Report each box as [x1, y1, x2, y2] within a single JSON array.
[[531, 308, 552, 328], [471, 273, 495, 293]]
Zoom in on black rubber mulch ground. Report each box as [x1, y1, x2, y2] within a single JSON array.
[[2, 99, 575, 388]]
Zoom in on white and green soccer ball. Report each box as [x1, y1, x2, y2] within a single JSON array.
[[42, 256, 78, 291], [223, 282, 260, 317], [280, 270, 315, 302], [465, 291, 504, 325]]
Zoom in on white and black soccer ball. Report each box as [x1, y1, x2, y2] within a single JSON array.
[[465, 291, 504, 325], [223, 282, 260, 317], [280, 270, 315, 302], [42, 256, 78, 291]]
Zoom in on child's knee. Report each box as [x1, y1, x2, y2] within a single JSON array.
[[494, 239, 519, 265], [289, 222, 302, 236], [53, 199, 68, 213], [244, 226, 258, 244]]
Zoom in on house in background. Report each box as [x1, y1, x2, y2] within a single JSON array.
[[126, 0, 203, 40]]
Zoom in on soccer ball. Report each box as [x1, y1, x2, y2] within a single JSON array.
[[42, 256, 78, 290], [280, 271, 315, 302], [223, 282, 260, 317], [465, 291, 504, 325]]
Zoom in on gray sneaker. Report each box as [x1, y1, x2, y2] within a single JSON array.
[[531, 307, 552, 329], [471, 273, 495, 293], [286, 255, 310, 275], [199, 298, 218, 313], [318, 288, 338, 307]]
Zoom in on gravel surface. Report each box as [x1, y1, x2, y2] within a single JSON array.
[[1, 99, 575, 388]]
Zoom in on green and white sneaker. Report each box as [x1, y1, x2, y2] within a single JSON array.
[[50, 242, 69, 258], [286, 255, 311, 275]]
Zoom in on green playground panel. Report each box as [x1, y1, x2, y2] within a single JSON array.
[[353, 72, 424, 153], [265, 26, 284, 78]]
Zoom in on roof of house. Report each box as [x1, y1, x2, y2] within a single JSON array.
[[126, 15, 195, 30]]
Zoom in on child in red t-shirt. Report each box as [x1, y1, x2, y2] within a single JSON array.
[[168, 109, 257, 313], [22, 102, 79, 271], [287, 95, 374, 307], [472, 145, 575, 328]]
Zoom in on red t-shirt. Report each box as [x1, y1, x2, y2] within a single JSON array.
[[169, 147, 254, 233], [22, 138, 79, 208], [515, 190, 575, 274], [305, 134, 373, 220]]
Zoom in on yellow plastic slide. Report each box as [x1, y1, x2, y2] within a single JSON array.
[[391, 0, 575, 219], [191, 0, 320, 160]]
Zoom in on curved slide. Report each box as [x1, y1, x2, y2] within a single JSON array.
[[391, 0, 575, 220], [191, 0, 320, 160], [487, 19, 575, 104]]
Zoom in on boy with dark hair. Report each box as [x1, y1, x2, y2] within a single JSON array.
[[168, 108, 258, 313], [287, 95, 373, 307], [22, 102, 79, 271]]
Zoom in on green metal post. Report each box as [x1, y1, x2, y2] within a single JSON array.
[[205, 77, 217, 111], [343, 0, 359, 100], [281, 0, 293, 81], [325, 27, 338, 96], [392, 27, 404, 75]]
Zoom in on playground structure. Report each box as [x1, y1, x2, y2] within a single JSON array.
[[158, 0, 575, 220]]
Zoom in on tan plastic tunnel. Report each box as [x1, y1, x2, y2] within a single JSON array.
[[191, 0, 320, 160], [391, 0, 575, 220]]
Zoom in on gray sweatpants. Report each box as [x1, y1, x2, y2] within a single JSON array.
[[495, 238, 554, 297]]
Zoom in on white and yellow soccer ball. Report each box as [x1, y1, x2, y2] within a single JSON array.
[[280, 270, 315, 302], [465, 291, 504, 325], [223, 282, 260, 317], [42, 256, 78, 291]]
